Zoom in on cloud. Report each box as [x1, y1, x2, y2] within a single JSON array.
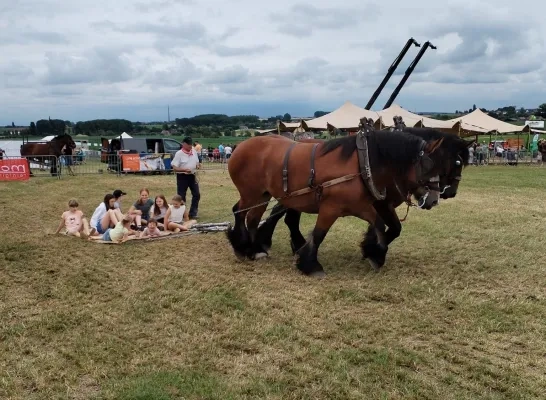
[[211, 44, 277, 57], [0, 29, 68, 45], [134, 0, 195, 12], [42, 47, 136, 85], [2, 0, 546, 124], [143, 58, 203, 86], [271, 3, 381, 37], [203, 65, 249, 85], [0, 62, 37, 89], [115, 19, 209, 51]]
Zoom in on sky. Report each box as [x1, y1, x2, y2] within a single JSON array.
[[1, 0, 546, 125]]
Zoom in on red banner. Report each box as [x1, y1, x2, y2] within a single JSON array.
[[122, 154, 141, 172], [0, 158, 30, 181]]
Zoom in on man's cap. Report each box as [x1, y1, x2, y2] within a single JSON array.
[[113, 189, 127, 198], [182, 136, 192, 145]]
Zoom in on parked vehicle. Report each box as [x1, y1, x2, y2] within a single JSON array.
[[101, 137, 182, 173]]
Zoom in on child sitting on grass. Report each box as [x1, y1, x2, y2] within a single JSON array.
[[140, 218, 162, 238], [164, 195, 196, 232], [91, 215, 135, 243], [128, 188, 154, 231], [55, 199, 95, 239]]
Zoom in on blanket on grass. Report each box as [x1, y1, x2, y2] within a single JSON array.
[[89, 222, 231, 244]]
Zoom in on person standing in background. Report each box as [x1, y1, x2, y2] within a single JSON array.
[[194, 141, 203, 163], [171, 137, 201, 219]]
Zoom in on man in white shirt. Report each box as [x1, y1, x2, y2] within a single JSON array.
[[225, 145, 232, 159], [171, 136, 202, 218]]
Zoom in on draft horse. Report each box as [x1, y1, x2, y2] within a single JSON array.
[[226, 129, 446, 276], [255, 127, 473, 271], [20, 134, 76, 176]]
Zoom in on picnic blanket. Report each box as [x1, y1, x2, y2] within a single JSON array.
[[90, 222, 231, 244]]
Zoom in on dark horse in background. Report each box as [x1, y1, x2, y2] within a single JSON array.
[[20, 134, 76, 176], [255, 126, 472, 271], [538, 139, 546, 162], [226, 129, 448, 276]]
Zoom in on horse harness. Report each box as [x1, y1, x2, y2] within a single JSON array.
[[281, 142, 362, 203], [278, 117, 439, 205]]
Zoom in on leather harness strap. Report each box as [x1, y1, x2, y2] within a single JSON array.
[[283, 173, 361, 199], [356, 130, 386, 201], [280, 141, 361, 200], [308, 143, 319, 188], [282, 142, 297, 193]]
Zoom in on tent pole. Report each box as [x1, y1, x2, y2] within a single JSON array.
[[488, 132, 492, 164], [517, 130, 520, 166], [526, 127, 533, 164]]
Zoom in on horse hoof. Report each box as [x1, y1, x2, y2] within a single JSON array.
[[309, 270, 326, 278], [254, 252, 268, 260], [368, 258, 381, 272], [233, 251, 246, 261]]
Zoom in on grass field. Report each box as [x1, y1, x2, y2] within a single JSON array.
[[1, 166, 545, 399]]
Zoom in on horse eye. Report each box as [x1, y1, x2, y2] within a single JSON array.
[[455, 160, 461, 166]]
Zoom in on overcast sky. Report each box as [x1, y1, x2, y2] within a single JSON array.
[[1, 0, 545, 124]]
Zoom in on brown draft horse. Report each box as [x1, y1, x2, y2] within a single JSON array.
[[20, 134, 76, 176], [226, 129, 445, 276], [256, 127, 473, 271]]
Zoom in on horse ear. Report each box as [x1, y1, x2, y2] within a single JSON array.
[[425, 138, 444, 154]]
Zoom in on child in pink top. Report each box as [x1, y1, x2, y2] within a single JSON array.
[[55, 199, 95, 238], [140, 219, 162, 238]]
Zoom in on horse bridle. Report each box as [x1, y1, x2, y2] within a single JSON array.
[[438, 155, 464, 195], [405, 148, 464, 208]]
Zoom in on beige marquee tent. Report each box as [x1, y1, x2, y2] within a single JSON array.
[[302, 101, 381, 131], [377, 104, 455, 130], [299, 101, 530, 137], [446, 108, 529, 134]]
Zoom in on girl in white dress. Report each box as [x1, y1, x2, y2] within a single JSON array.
[[164, 195, 196, 232]]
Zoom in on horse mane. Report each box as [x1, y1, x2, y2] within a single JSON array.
[[402, 127, 470, 166], [320, 135, 357, 160], [320, 130, 427, 168], [321, 128, 471, 167]]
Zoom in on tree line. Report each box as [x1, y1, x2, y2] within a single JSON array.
[[6, 104, 545, 139], [453, 104, 546, 121]]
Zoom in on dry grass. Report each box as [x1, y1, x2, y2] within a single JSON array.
[[1, 166, 545, 400]]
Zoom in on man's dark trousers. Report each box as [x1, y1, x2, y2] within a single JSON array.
[[176, 173, 200, 218]]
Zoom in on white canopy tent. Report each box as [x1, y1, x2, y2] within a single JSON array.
[[302, 101, 381, 131]]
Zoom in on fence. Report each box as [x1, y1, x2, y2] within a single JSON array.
[[0, 152, 228, 179], [1, 149, 544, 181], [474, 148, 544, 166]]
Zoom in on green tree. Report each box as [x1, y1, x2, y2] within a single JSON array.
[[29, 122, 36, 136], [282, 113, 291, 122], [536, 103, 546, 119], [313, 111, 329, 118]]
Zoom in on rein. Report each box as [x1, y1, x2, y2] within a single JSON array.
[[393, 180, 418, 222]]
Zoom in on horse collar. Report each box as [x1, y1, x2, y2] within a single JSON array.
[[356, 130, 386, 201]]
